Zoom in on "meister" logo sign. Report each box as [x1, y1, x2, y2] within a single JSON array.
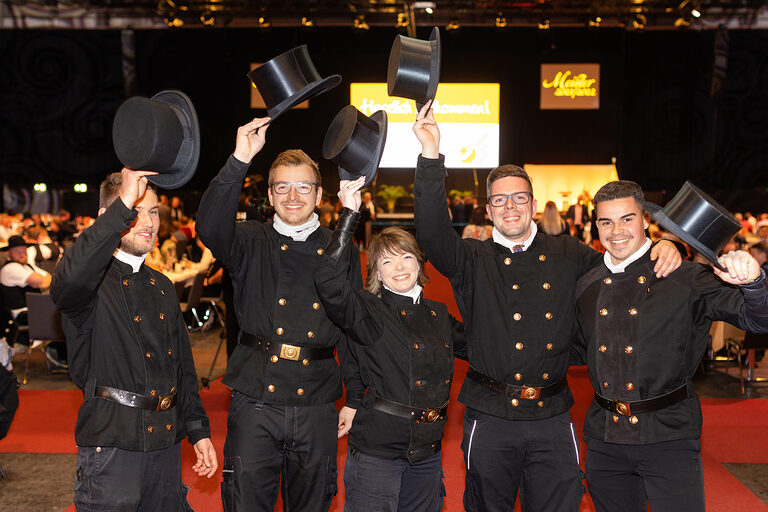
[[540, 64, 600, 110]]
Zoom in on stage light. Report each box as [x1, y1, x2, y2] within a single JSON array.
[[414, 1, 436, 14], [396, 12, 408, 29], [163, 15, 183, 27], [538, 17, 551, 30], [631, 14, 647, 30], [446, 18, 460, 31], [258, 16, 270, 28], [425, 7, 434, 14], [74, 183, 87, 193], [200, 10, 214, 26], [301, 16, 314, 28], [353, 14, 370, 31], [588, 15, 601, 28], [33, 183, 47, 193], [692, 8, 701, 17], [495, 13, 508, 28]]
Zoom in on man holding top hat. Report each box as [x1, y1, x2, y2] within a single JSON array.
[[51, 89, 217, 511], [573, 180, 768, 512], [410, 104, 682, 512]]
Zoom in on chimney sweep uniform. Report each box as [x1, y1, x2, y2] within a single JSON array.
[[414, 154, 603, 512], [196, 155, 364, 512], [315, 209, 467, 511], [574, 250, 768, 512], [51, 198, 211, 511]]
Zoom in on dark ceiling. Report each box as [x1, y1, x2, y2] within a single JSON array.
[[1, 0, 767, 30]]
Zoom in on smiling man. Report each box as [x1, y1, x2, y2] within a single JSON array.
[[51, 168, 217, 511], [196, 118, 363, 512], [574, 180, 768, 512]]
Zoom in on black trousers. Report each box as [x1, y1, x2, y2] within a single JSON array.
[[460, 408, 584, 512], [585, 436, 705, 512], [221, 391, 338, 512], [74, 443, 193, 512]]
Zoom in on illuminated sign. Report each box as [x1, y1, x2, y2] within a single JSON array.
[[540, 64, 600, 110], [351, 83, 500, 169], [249, 63, 309, 111]]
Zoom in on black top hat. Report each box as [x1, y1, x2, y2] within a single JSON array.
[[322, 106, 388, 188], [1, 235, 30, 252], [387, 27, 441, 110], [645, 181, 741, 271], [112, 90, 200, 190], [247, 45, 342, 122]]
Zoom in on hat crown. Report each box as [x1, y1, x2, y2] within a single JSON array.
[[387, 27, 441, 105], [322, 106, 388, 187], [113, 97, 184, 171], [249, 45, 323, 109]]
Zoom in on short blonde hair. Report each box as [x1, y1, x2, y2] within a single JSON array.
[[268, 149, 321, 186], [365, 227, 429, 295]]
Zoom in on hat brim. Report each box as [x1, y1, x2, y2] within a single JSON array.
[[339, 110, 388, 188], [262, 74, 342, 122], [646, 202, 727, 271], [0, 243, 30, 252], [417, 27, 441, 111], [146, 90, 200, 190]]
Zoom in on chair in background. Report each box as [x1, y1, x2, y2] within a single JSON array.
[[727, 332, 768, 394], [24, 292, 68, 385], [180, 273, 206, 331]]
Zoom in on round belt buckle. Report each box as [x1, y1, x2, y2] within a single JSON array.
[[159, 396, 172, 411]]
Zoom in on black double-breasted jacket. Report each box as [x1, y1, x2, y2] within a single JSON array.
[[196, 155, 364, 406], [51, 199, 211, 451], [413, 155, 603, 420], [315, 217, 467, 462], [574, 253, 768, 444]]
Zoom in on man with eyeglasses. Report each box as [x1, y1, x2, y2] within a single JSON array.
[[410, 104, 681, 512], [196, 117, 363, 512]]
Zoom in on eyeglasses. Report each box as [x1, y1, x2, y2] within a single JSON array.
[[488, 192, 532, 207], [270, 181, 318, 195]]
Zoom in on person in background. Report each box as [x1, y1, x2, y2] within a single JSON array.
[[170, 196, 185, 223], [566, 195, 590, 240], [362, 191, 377, 249], [537, 201, 568, 236], [461, 206, 492, 241]]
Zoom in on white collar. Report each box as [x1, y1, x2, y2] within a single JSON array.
[[384, 284, 423, 304], [273, 213, 321, 242], [604, 238, 652, 273], [115, 249, 147, 273], [492, 221, 537, 253]]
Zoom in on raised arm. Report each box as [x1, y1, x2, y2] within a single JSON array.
[[196, 117, 269, 271], [707, 250, 768, 332]]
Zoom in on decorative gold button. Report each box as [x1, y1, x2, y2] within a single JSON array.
[[279, 298, 286, 306], [604, 277, 612, 285], [542, 282, 551, 290], [170, 387, 176, 394], [414, 343, 420, 350], [307, 331, 315, 338], [416, 380, 423, 387], [511, 399, 519, 406], [150, 389, 157, 397], [409, 450, 415, 456], [267, 385, 275, 392], [315, 248, 323, 255], [297, 388, 304, 396], [546, 343, 553, 350], [542, 373, 549, 380], [444, 342, 450, 349], [612, 415, 619, 423], [431, 310, 437, 317], [445, 379, 450, 385], [514, 373, 522, 381], [599, 345, 607, 353], [625, 346, 633, 354], [537, 401, 544, 407], [626, 382, 634, 390], [147, 426, 154, 434], [134, 315, 141, 323], [96, 447, 101, 452], [302, 359, 309, 366], [166, 424, 173, 431], [401, 309, 407, 316], [281, 244, 288, 251], [512, 284, 520, 290], [504, 257, 511, 265], [545, 312, 553, 320], [515, 342, 523, 350], [513, 313, 521, 321], [145, 351, 151, 359], [599, 308, 608, 316], [312, 302, 320, 310], [161, 290, 165, 295], [602, 381, 609, 388], [159, 313, 165, 320], [630, 416, 639, 424], [271, 355, 279, 363], [629, 308, 638, 316], [539, 255, 546, 261], [638, 276, 646, 284], [123, 279, 129, 286], [168, 348, 173, 357], [150, 278, 156, 285], [276, 327, 284, 335]]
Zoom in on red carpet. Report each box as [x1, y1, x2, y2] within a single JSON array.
[[2, 263, 767, 511]]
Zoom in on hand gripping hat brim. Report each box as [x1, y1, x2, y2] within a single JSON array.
[[112, 89, 200, 190], [645, 181, 741, 272], [322, 107, 388, 188]]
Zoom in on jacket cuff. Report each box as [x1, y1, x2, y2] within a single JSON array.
[[741, 269, 767, 296], [417, 154, 447, 178], [337, 208, 361, 232], [326, 208, 361, 262], [345, 391, 365, 409], [186, 418, 211, 445]]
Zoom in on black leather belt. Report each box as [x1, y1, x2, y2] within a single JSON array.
[[95, 385, 177, 411], [372, 395, 448, 423], [467, 367, 567, 400], [594, 384, 689, 416], [241, 333, 335, 362]]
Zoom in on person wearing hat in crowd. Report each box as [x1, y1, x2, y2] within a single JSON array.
[[1, 235, 52, 352], [196, 117, 364, 512], [410, 104, 683, 512], [314, 177, 467, 511], [51, 89, 217, 510], [572, 180, 768, 512]]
